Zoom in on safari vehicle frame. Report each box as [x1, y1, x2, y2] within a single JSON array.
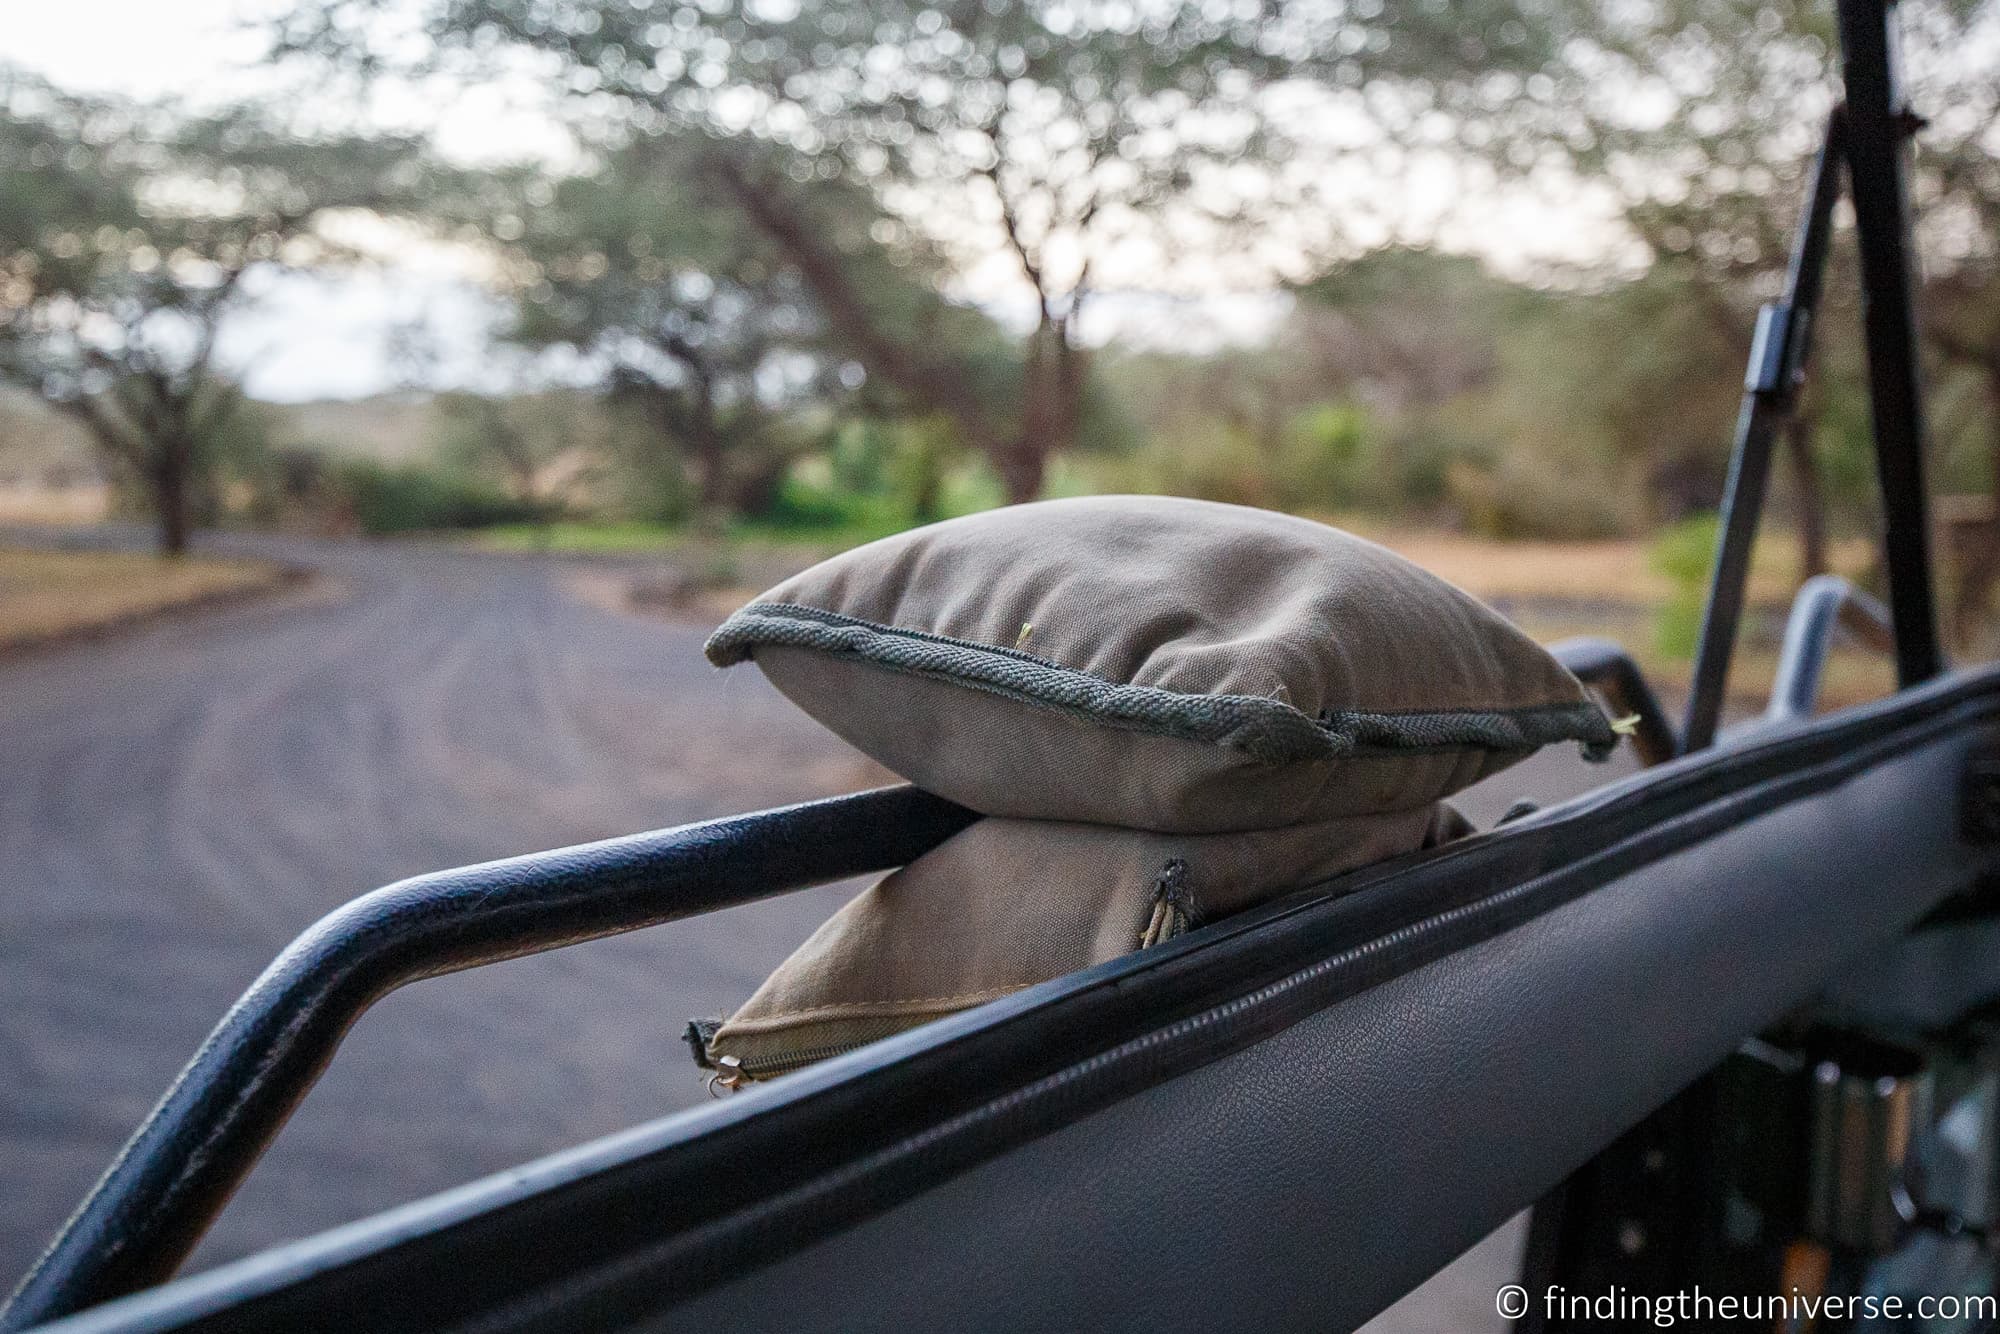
[[8, 0, 1999, 1328]]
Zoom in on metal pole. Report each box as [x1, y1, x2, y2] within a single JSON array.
[[1681, 116, 1847, 752], [1836, 0, 1945, 686]]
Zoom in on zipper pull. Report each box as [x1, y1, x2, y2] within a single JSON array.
[[706, 1054, 747, 1098], [1140, 858, 1195, 949]]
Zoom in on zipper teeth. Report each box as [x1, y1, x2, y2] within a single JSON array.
[[575, 693, 2000, 1329], [742, 862, 1559, 1086], [1055, 866, 1550, 1083], [734, 1043, 868, 1079], [701, 876, 1567, 1242]]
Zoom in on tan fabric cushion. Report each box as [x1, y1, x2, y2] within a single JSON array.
[[706, 496, 1613, 832], [701, 803, 1471, 1082]]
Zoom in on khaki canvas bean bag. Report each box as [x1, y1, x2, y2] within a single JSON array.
[[694, 497, 1615, 1083], [705, 496, 1615, 833], [695, 805, 1474, 1083]]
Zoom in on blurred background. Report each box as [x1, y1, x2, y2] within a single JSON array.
[[1, 0, 1997, 1324]]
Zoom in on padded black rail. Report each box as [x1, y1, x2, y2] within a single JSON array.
[[0, 785, 978, 1331]]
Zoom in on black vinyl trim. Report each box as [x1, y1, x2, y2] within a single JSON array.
[[46, 664, 2000, 1334]]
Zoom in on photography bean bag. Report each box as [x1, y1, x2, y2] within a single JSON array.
[[698, 497, 1612, 1079], [705, 496, 1616, 833]]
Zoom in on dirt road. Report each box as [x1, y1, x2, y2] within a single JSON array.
[[0, 528, 1624, 1320]]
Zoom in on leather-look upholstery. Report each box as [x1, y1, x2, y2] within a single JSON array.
[[652, 722, 1987, 1333]]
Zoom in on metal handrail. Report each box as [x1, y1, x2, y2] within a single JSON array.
[[0, 785, 978, 1331], [1765, 574, 1896, 724], [1550, 638, 1679, 768]]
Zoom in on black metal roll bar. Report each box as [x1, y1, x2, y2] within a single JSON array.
[[1681, 0, 1944, 755], [0, 786, 978, 1331]]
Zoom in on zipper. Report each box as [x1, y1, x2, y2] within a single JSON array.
[[711, 1042, 874, 1090], [705, 857, 1207, 1092], [690, 1011, 896, 1088], [178, 685, 1996, 1329]]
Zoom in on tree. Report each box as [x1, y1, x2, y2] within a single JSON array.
[[435, 390, 605, 525], [1363, 0, 2000, 576], [476, 133, 1036, 519], [270, 0, 1557, 503], [0, 71, 430, 553], [478, 140, 845, 519], [1289, 247, 1654, 537]]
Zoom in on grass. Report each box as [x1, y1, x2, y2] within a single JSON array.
[[0, 548, 291, 651], [481, 514, 1869, 607]]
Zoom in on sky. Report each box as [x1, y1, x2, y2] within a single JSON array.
[[10, 0, 270, 103], [8, 0, 1631, 401]]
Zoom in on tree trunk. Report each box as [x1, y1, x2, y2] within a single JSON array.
[[1782, 400, 1828, 579], [996, 429, 1049, 506], [155, 435, 192, 557], [693, 429, 729, 516], [1990, 358, 2000, 514], [669, 381, 730, 524], [1000, 321, 1086, 505]]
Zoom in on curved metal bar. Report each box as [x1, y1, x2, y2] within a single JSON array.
[[1549, 638, 1679, 768], [1766, 574, 1895, 724], [0, 785, 978, 1331]]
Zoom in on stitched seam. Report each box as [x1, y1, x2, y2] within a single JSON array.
[[705, 602, 1617, 763]]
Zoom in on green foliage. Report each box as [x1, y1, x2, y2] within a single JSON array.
[[756, 473, 911, 542], [760, 428, 1002, 542], [1280, 404, 1371, 511], [1650, 514, 1722, 660], [333, 459, 546, 536]]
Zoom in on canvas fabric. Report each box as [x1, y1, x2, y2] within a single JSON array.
[[702, 803, 1472, 1079], [706, 495, 1613, 832]]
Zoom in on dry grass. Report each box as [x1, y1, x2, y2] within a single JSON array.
[[1349, 523, 1877, 609], [1658, 647, 1900, 713], [0, 548, 292, 651], [0, 484, 112, 525], [1351, 527, 1903, 711]]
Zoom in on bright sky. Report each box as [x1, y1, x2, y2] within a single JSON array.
[[8, 0, 1634, 401], [10, 0, 268, 101]]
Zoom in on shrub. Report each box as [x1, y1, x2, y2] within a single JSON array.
[[334, 460, 547, 535], [1650, 513, 1721, 659], [1274, 403, 1369, 512]]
